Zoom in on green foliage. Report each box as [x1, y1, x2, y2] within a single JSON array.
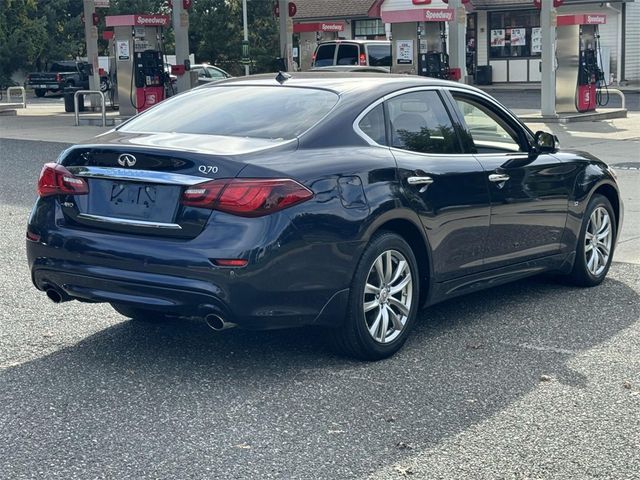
[[0, 0, 279, 84]]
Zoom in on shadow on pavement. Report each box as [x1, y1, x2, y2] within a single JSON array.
[[1, 270, 638, 478]]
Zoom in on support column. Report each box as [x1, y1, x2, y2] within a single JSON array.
[[172, 1, 191, 93], [83, 0, 100, 107], [448, 0, 467, 82], [278, 0, 293, 71], [540, 0, 557, 117]]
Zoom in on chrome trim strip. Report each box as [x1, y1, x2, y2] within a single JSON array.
[[67, 166, 209, 186], [352, 84, 533, 156], [77, 213, 182, 230]]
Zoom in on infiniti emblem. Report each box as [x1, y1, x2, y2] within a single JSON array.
[[117, 153, 137, 167]]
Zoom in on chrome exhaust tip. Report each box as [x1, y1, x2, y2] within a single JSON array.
[[204, 313, 235, 331]]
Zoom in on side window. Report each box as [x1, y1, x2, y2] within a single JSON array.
[[314, 44, 336, 67], [207, 67, 226, 79], [452, 95, 523, 153], [193, 67, 207, 78], [387, 91, 461, 154], [367, 45, 391, 67], [336, 44, 359, 66], [358, 104, 386, 145]]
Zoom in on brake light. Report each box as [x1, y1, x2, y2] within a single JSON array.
[[37, 163, 89, 197], [55, 73, 62, 82], [181, 178, 313, 217], [359, 53, 367, 65]]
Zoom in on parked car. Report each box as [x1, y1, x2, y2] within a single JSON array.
[[190, 64, 232, 85], [27, 73, 622, 360], [312, 40, 391, 71], [26, 60, 109, 97], [310, 66, 390, 73]]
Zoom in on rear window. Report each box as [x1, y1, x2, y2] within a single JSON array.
[[336, 44, 359, 66], [314, 44, 336, 67], [50, 62, 77, 72], [367, 45, 391, 67], [119, 86, 339, 140]]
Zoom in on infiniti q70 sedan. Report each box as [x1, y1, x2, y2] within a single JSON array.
[[27, 73, 622, 360]]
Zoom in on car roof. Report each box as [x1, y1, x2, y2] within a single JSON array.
[[204, 72, 483, 98], [316, 40, 390, 45]]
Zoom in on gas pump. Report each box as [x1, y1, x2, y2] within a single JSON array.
[[576, 25, 605, 112], [416, 17, 452, 80], [133, 50, 166, 111], [555, 14, 607, 114], [105, 14, 171, 117]]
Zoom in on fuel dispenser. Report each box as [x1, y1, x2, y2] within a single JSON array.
[[555, 14, 607, 113], [105, 14, 171, 117], [416, 16, 453, 80]]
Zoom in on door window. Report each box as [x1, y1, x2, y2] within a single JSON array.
[[387, 91, 461, 154], [367, 45, 391, 67], [336, 44, 360, 65], [314, 44, 336, 67], [452, 95, 523, 153], [358, 104, 386, 145], [206, 67, 226, 79]]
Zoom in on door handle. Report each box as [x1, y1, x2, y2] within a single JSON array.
[[407, 176, 434, 186], [488, 173, 510, 183]]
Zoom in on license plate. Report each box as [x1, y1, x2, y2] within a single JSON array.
[[110, 183, 157, 213], [38, 85, 47, 88], [86, 180, 180, 222]]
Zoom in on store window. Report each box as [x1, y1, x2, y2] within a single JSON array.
[[489, 10, 541, 59], [354, 19, 385, 38]]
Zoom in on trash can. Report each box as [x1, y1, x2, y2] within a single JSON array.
[[475, 65, 492, 86], [63, 87, 84, 113]]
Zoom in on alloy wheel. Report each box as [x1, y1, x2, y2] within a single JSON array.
[[363, 249, 413, 344], [585, 206, 612, 277]]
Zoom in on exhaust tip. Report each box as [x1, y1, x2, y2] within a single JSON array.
[[45, 288, 63, 304], [205, 313, 226, 331]]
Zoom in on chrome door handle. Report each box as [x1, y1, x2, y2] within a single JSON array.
[[488, 173, 510, 183], [407, 176, 434, 186]]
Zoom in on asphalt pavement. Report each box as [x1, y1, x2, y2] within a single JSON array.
[[1, 106, 639, 478]]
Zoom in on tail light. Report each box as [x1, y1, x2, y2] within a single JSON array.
[[181, 178, 313, 217], [311, 53, 316, 65], [359, 53, 367, 65], [37, 163, 89, 197], [55, 73, 62, 82]]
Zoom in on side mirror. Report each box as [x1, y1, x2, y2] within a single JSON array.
[[533, 130, 558, 154]]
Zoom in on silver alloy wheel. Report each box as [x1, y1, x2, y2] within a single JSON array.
[[363, 249, 413, 344], [585, 206, 613, 277]]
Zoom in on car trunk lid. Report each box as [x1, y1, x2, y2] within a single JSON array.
[[59, 132, 296, 238]]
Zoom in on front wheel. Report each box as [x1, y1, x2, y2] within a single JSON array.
[[331, 232, 420, 360], [567, 194, 616, 287]]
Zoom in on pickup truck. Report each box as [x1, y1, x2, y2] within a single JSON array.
[[26, 60, 93, 97]]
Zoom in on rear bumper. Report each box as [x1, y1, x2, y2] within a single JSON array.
[[26, 212, 359, 329]]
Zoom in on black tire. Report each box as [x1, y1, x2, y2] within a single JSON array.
[[331, 232, 420, 360], [567, 194, 616, 287], [111, 303, 172, 323], [34, 89, 46, 98]]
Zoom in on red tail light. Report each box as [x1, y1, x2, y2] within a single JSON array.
[[359, 53, 367, 65], [37, 163, 89, 197], [181, 178, 313, 217], [55, 73, 62, 82]]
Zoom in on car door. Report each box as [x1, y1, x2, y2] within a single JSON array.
[[447, 90, 571, 270], [336, 43, 360, 66], [382, 89, 491, 281]]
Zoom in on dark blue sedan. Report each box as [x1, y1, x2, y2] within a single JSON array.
[[27, 73, 622, 359]]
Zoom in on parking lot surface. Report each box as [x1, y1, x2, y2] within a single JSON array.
[[1, 109, 639, 478]]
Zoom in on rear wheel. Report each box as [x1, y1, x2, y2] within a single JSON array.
[[567, 194, 616, 287], [111, 304, 172, 323], [331, 232, 420, 360], [34, 89, 46, 98]]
